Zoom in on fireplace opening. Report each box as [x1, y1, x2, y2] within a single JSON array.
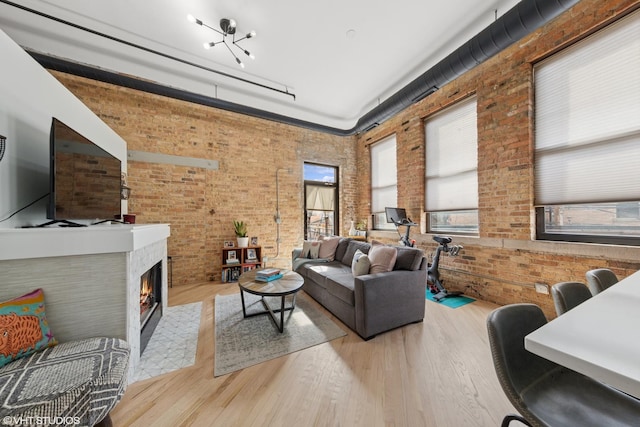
[[140, 261, 163, 355]]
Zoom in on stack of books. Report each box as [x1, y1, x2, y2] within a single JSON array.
[[255, 268, 283, 282]]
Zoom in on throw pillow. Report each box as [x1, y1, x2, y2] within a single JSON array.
[[368, 240, 398, 274], [318, 236, 341, 261], [301, 240, 321, 259], [351, 249, 371, 276], [0, 288, 58, 368]]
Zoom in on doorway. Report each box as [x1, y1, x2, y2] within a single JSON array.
[[304, 163, 338, 240]]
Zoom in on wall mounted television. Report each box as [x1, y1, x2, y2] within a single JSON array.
[[46, 117, 121, 225]]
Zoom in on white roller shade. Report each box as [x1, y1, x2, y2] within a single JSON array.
[[535, 11, 640, 205], [425, 97, 478, 211], [306, 185, 334, 210], [371, 135, 397, 212]]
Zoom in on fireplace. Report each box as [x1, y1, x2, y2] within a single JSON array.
[[140, 261, 163, 354]]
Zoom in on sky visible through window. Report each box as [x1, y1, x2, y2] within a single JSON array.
[[304, 163, 335, 183]]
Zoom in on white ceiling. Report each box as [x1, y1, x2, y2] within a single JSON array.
[[0, 0, 521, 130]]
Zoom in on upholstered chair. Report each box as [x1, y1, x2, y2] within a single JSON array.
[[487, 303, 640, 427], [585, 268, 619, 295]]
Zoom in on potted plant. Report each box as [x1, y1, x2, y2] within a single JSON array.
[[234, 220, 249, 248]]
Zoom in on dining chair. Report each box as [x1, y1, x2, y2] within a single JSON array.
[[487, 303, 640, 427], [550, 281, 592, 316], [585, 268, 619, 295]]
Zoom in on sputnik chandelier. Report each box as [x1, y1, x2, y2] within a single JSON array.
[[187, 14, 256, 68]]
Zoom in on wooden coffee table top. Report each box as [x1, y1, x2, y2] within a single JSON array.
[[238, 269, 304, 296]]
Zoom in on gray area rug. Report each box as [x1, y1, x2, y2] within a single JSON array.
[[214, 292, 346, 377], [135, 301, 202, 382]]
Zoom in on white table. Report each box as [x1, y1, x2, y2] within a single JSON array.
[[525, 269, 640, 399]]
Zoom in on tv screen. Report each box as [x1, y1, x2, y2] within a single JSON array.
[[385, 207, 407, 224], [48, 118, 122, 221]]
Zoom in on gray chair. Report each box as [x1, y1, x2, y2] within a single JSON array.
[[487, 303, 640, 427], [551, 281, 592, 316], [586, 268, 619, 295]]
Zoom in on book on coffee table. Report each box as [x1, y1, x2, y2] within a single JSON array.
[[255, 273, 283, 282], [257, 268, 281, 277]]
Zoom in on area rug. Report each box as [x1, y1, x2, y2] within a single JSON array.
[[426, 290, 475, 309], [214, 292, 346, 377], [134, 301, 202, 382]]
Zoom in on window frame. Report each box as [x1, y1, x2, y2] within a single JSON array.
[[424, 96, 479, 235], [533, 10, 640, 246], [370, 134, 398, 231]]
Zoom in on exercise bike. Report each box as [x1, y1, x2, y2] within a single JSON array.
[[394, 218, 417, 247], [428, 236, 463, 302]]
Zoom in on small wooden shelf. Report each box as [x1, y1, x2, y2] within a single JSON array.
[[221, 246, 263, 282]]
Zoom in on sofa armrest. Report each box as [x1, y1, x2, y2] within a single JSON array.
[[292, 248, 303, 261], [354, 269, 427, 339]]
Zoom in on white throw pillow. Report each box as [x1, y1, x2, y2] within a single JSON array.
[[351, 249, 371, 276], [302, 240, 321, 259]]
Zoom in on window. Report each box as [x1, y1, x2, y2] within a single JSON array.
[[425, 97, 478, 234], [304, 163, 338, 239], [370, 135, 397, 230], [534, 11, 640, 245]]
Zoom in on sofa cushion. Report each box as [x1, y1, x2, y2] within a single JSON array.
[[394, 247, 425, 271], [325, 274, 356, 305], [318, 236, 341, 260], [334, 238, 351, 263], [351, 249, 371, 276], [306, 262, 351, 288], [0, 288, 58, 368], [368, 241, 398, 274], [301, 240, 321, 259], [340, 240, 371, 266]]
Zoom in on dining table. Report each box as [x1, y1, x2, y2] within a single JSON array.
[[525, 269, 640, 399]]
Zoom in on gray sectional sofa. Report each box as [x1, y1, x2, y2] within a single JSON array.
[[292, 238, 427, 340]]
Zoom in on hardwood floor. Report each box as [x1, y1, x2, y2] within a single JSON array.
[[110, 282, 520, 426]]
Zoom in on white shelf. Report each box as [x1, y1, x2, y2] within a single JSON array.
[[0, 223, 170, 261]]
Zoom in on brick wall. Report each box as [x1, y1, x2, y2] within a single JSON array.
[[359, 0, 640, 318], [49, 0, 640, 318], [52, 73, 355, 285]]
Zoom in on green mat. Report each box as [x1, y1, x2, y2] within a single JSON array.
[[426, 290, 475, 308]]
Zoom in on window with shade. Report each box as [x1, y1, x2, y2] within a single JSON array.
[[370, 135, 397, 230], [534, 10, 640, 245], [425, 97, 479, 235]]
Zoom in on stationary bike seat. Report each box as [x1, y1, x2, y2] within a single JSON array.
[[433, 236, 452, 245]]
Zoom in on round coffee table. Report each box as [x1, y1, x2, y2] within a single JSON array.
[[238, 269, 304, 333]]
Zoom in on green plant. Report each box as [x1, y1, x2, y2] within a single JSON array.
[[233, 220, 247, 237], [356, 219, 367, 231]]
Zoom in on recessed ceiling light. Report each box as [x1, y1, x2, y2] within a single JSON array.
[[346, 29, 357, 39]]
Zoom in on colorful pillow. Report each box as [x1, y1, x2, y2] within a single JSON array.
[[351, 249, 371, 276], [301, 240, 321, 259], [368, 240, 398, 274], [0, 289, 58, 368], [318, 236, 341, 261]]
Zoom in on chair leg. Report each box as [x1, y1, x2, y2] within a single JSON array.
[[501, 414, 532, 427], [94, 414, 113, 427]]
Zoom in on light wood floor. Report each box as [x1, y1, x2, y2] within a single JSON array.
[[110, 282, 521, 426]]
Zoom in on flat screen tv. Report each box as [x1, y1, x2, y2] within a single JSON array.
[[47, 118, 122, 223]]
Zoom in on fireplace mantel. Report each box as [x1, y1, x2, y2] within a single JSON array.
[[0, 224, 170, 382], [0, 224, 170, 261]]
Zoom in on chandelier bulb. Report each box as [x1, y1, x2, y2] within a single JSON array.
[[247, 31, 256, 39], [187, 14, 202, 26], [229, 19, 237, 28], [236, 58, 245, 68], [203, 42, 214, 49], [244, 50, 255, 59]]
